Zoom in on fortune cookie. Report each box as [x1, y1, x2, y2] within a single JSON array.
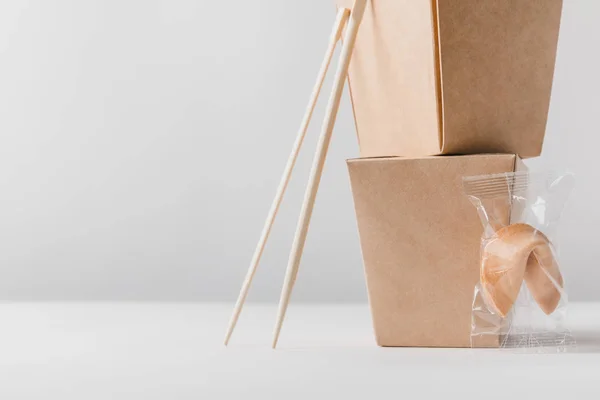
[[481, 223, 563, 317]]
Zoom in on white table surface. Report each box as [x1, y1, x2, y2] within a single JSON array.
[[0, 302, 599, 399]]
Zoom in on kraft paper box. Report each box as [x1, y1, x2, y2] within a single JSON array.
[[336, 0, 563, 158], [347, 154, 522, 347]]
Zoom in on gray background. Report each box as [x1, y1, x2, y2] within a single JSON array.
[[0, 0, 597, 302]]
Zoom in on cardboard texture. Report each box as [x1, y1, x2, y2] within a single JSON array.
[[335, 0, 563, 158], [347, 154, 518, 347]]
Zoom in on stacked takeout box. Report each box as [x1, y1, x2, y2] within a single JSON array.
[[337, 0, 563, 347]]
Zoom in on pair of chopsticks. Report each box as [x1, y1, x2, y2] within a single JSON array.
[[224, 0, 367, 348]]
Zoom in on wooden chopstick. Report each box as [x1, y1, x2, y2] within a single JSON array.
[[224, 7, 351, 346], [271, 0, 368, 349]]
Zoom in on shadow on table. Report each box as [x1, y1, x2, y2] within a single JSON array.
[[572, 331, 600, 353]]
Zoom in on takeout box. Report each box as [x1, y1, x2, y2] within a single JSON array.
[[335, 0, 563, 158], [347, 154, 525, 347]]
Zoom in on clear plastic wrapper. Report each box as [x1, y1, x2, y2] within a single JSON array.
[[463, 171, 575, 351]]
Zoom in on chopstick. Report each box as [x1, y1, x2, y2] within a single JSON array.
[[271, 0, 368, 349], [224, 7, 351, 346]]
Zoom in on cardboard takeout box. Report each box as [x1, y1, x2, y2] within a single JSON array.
[[347, 154, 523, 347], [336, 0, 563, 158]]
